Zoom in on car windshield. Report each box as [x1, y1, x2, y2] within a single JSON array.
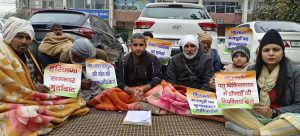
[[30, 12, 84, 25], [254, 22, 300, 33], [141, 7, 210, 19]]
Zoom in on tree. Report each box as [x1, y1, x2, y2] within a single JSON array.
[[255, 0, 300, 23], [3, 9, 30, 20]]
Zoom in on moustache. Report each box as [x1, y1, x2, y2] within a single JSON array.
[[186, 52, 194, 55], [18, 45, 28, 48]]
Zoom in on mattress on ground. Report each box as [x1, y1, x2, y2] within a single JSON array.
[[48, 109, 239, 136]]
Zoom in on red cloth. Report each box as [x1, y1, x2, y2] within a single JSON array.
[[269, 88, 280, 109]]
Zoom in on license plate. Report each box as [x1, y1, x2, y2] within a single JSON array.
[[166, 40, 179, 46], [291, 41, 300, 47]]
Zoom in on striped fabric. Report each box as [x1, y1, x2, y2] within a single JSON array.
[[222, 109, 300, 135]]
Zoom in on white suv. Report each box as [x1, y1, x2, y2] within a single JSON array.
[[133, 2, 218, 56]]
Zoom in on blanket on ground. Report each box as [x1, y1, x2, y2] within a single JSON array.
[[0, 41, 89, 136], [38, 32, 74, 57], [88, 81, 225, 122]]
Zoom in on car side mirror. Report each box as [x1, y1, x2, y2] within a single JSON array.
[[115, 32, 128, 44]]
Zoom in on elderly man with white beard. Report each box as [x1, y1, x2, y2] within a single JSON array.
[[166, 35, 214, 91]]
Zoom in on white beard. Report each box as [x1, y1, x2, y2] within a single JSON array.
[[183, 49, 198, 60]]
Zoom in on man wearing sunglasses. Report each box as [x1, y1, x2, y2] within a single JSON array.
[[116, 33, 162, 100]]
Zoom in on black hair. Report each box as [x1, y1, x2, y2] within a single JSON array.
[[130, 33, 146, 43], [50, 23, 62, 31], [142, 31, 153, 38], [255, 46, 288, 105]]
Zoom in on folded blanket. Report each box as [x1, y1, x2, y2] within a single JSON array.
[[88, 88, 138, 111], [38, 32, 74, 57], [0, 41, 89, 136], [144, 81, 191, 115]]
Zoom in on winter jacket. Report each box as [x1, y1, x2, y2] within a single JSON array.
[[166, 49, 214, 91], [116, 51, 162, 90], [211, 49, 221, 72], [248, 61, 300, 114]]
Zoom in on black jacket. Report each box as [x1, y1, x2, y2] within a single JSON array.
[[116, 51, 162, 90], [248, 61, 300, 114], [166, 49, 214, 91]]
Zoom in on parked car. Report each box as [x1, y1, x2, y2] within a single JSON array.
[[132, 2, 218, 56], [218, 21, 300, 65], [29, 10, 125, 67]]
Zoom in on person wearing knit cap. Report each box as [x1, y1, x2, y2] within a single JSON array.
[[224, 46, 251, 72], [0, 17, 89, 136], [166, 35, 214, 91], [1, 17, 48, 93], [198, 32, 221, 72], [59, 38, 108, 101], [222, 29, 300, 136]]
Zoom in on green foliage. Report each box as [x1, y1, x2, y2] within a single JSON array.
[[3, 10, 30, 20], [255, 0, 300, 23]]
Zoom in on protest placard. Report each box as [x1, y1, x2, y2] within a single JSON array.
[[215, 71, 259, 108], [44, 63, 82, 97], [224, 27, 252, 53], [146, 38, 172, 65], [85, 58, 117, 89], [186, 88, 222, 115]]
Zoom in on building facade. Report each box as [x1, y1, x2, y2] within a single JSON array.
[[16, 0, 264, 36]]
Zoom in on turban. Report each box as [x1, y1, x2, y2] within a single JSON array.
[[2, 17, 35, 44], [179, 35, 199, 48], [70, 38, 97, 59], [198, 32, 212, 43]]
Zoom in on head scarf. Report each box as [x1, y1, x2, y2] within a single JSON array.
[[179, 35, 199, 60], [2, 17, 35, 44], [198, 32, 212, 43], [179, 35, 199, 48], [198, 32, 212, 54], [70, 38, 97, 64]]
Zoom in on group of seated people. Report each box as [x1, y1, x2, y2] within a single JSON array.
[[1, 17, 300, 136]]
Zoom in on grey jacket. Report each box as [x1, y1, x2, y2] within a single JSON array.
[[248, 61, 300, 114], [166, 49, 214, 91]]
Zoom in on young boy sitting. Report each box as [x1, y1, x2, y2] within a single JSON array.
[[209, 45, 252, 90], [224, 46, 251, 72]]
